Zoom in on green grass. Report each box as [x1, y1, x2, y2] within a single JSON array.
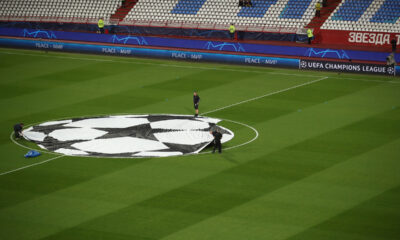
[[0, 47, 399, 240]]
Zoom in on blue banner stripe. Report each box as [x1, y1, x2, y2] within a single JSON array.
[[0, 37, 299, 68], [0, 38, 396, 76]]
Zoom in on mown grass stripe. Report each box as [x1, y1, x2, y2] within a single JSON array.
[[27, 108, 400, 240]]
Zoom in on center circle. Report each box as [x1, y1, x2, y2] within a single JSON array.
[[22, 114, 235, 158]]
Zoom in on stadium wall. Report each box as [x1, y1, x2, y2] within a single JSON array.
[[0, 21, 299, 42], [1, 27, 399, 64], [0, 37, 398, 76]]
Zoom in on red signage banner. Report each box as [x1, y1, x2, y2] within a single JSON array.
[[318, 30, 400, 48]]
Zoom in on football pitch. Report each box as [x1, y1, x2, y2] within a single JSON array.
[[0, 47, 399, 240]]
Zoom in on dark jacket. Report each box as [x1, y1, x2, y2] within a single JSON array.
[[212, 131, 223, 143], [193, 95, 200, 105], [14, 123, 23, 132]]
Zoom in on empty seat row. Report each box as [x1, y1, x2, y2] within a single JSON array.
[[322, 0, 400, 32]]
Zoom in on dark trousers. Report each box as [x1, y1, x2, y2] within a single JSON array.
[[316, 10, 320, 17], [15, 131, 22, 138], [230, 32, 235, 40], [308, 37, 312, 44], [213, 141, 222, 153], [99, 27, 104, 34]]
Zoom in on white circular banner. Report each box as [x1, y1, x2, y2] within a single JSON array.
[[22, 114, 234, 158]]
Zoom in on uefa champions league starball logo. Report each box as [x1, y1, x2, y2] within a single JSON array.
[[300, 60, 308, 68], [387, 66, 394, 75], [22, 115, 234, 158]]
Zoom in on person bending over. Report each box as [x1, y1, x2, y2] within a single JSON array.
[[210, 130, 223, 154], [193, 91, 200, 117], [387, 53, 396, 67], [14, 123, 24, 139]]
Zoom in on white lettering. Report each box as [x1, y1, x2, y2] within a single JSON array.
[[52, 44, 63, 49], [265, 59, 278, 65], [369, 33, 376, 44], [171, 52, 186, 59], [102, 48, 116, 53], [362, 33, 368, 43], [307, 62, 324, 69], [348, 32, 356, 43], [348, 32, 393, 45], [362, 66, 386, 73], [383, 34, 390, 45], [35, 43, 49, 49], [324, 63, 360, 71], [119, 49, 131, 54], [244, 58, 260, 64], [356, 33, 363, 42], [190, 54, 202, 60], [376, 34, 385, 45]]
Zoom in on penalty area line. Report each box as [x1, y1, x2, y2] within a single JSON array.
[[1, 132, 64, 177], [203, 76, 329, 115], [0, 155, 64, 177], [199, 77, 327, 153]]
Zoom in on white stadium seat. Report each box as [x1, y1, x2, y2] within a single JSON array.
[[0, 0, 121, 23], [0, 0, 398, 32], [321, 0, 400, 32]]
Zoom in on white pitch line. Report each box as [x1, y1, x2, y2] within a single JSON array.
[[2, 74, 320, 176], [199, 118, 259, 153], [0, 155, 63, 177], [0, 50, 390, 174], [0, 133, 64, 176], [10, 131, 61, 156], [1, 50, 399, 84], [203, 76, 329, 115], [5, 76, 325, 167], [0, 50, 324, 78]]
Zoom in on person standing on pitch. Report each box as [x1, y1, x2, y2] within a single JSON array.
[[193, 91, 200, 117], [210, 129, 223, 154], [14, 123, 24, 139]]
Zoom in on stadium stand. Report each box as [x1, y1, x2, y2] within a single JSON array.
[[279, 0, 313, 19], [110, 0, 138, 22], [0, 0, 399, 38], [306, 0, 342, 29], [321, 0, 400, 32], [370, 0, 400, 24], [0, 0, 121, 24], [171, 0, 207, 15], [123, 0, 319, 31], [331, 0, 374, 21]]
